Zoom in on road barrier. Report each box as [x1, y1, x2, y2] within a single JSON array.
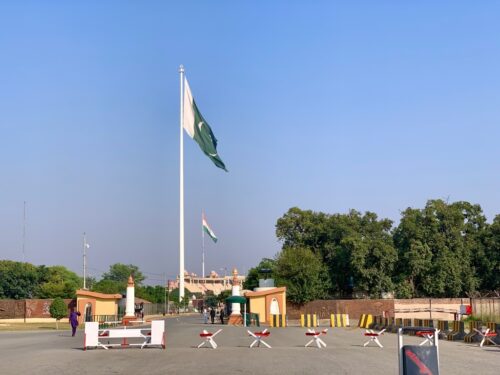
[[392, 318, 403, 333], [330, 314, 349, 327], [300, 314, 318, 328], [446, 321, 465, 341], [437, 320, 450, 338], [464, 321, 482, 343], [358, 314, 373, 329], [270, 314, 286, 327]]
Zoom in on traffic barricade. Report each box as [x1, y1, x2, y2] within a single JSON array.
[[392, 318, 403, 333], [247, 328, 271, 348], [363, 328, 386, 348], [198, 329, 222, 349], [474, 322, 499, 347], [358, 314, 373, 329], [437, 320, 450, 339], [304, 328, 328, 348], [416, 329, 440, 346], [464, 321, 482, 343], [300, 314, 317, 328], [330, 313, 349, 327], [446, 321, 465, 341], [270, 314, 286, 327]]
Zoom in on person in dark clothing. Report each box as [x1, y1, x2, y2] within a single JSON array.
[[219, 309, 225, 324], [69, 311, 81, 337], [210, 308, 216, 324]]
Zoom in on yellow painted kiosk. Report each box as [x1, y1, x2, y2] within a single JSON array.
[[244, 287, 286, 326], [75, 289, 122, 324]]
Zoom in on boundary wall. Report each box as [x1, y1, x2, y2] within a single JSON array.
[[0, 299, 74, 322], [287, 298, 500, 321]]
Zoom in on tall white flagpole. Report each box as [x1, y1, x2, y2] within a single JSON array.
[[179, 65, 185, 302], [202, 210, 205, 280]]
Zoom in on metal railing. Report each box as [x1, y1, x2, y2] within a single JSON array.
[[85, 314, 124, 328]]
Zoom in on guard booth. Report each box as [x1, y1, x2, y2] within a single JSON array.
[[398, 327, 440, 375]]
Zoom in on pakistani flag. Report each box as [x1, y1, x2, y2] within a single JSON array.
[[202, 213, 218, 243], [183, 78, 227, 171]]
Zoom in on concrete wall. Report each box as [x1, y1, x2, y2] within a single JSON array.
[[285, 298, 495, 321], [0, 299, 75, 320], [287, 299, 395, 319], [393, 298, 465, 320]]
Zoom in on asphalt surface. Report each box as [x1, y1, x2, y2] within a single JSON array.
[[0, 315, 499, 374]]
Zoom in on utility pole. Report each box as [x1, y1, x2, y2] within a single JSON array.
[[22, 201, 26, 262], [164, 273, 167, 315], [83, 233, 89, 289], [166, 280, 170, 315]]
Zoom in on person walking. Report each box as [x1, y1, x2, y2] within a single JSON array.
[[69, 310, 81, 337], [219, 308, 225, 325], [210, 308, 216, 324], [202, 308, 208, 324]]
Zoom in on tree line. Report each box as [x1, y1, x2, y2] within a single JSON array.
[[244, 199, 500, 304], [0, 261, 169, 303]]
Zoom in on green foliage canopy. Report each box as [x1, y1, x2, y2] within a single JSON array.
[[37, 265, 81, 299], [274, 246, 330, 304], [243, 258, 276, 291], [49, 297, 68, 321], [102, 263, 145, 286], [0, 261, 40, 299]]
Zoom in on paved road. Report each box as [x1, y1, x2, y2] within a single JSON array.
[[0, 315, 498, 374]]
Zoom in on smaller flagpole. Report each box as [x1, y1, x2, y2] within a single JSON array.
[[202, 210, 205, 280]]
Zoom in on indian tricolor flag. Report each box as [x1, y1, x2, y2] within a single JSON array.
[[202, 213, 218, 243]]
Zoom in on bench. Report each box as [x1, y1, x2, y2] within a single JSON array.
[[84, 320, 165, 350]]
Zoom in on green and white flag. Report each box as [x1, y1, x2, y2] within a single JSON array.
[[202, 213, 218, 243], [183, 78, 227, 171]]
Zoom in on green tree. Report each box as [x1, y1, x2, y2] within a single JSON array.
[[102, 263, 145, 286], [393, 199, 484, 297], [49, 297, 68, 329], [136, 285, 166, 304], [205, 294, 218, 309], [36, 265, 81, 299], [343, 212, 397, 297], [274, 246, 330, 304], [217, 289, 232, 303], [243, 258, 276, 291], [0, 261, 40, 299], [481, 215, 500, 291], [172, 296, 190, 313], [169, 288, 194, 304], [276, 207, 397, 297], [92, 279, 123, 294]]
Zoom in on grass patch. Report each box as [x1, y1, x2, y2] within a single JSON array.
[[0, 322, 73, 331]]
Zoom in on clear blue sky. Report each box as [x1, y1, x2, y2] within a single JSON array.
[[1, 1, 499, 284]]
